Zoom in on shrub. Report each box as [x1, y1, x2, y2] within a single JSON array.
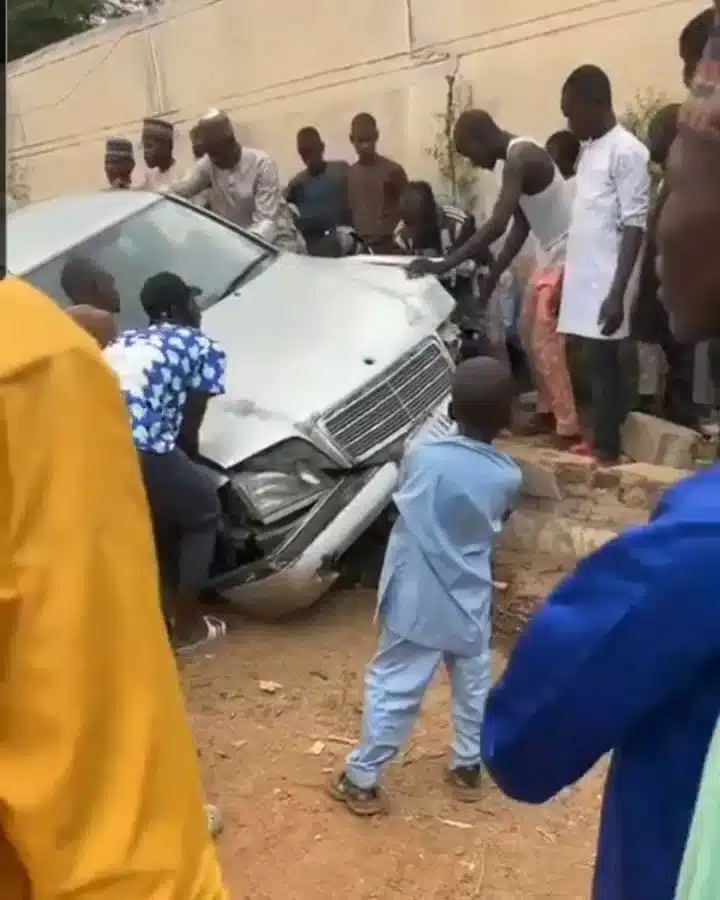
[[426, 79, 479, 212]]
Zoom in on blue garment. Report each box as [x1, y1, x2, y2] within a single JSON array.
[[499, 270, 523, 341], [345, 627, 491, 788], [105, 323, 226, 454], [379, 435, 522, 657], [285, 161, 350, 239], [481, 464, 720, 900]]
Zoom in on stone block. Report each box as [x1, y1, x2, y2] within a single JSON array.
[[497, 439, 596, 501], [552, 454, 597, 497], [501, 509, 617, 560], [516, 457, 563, 501], [621, 412, 701, 469], [613, 461, 693, 509]]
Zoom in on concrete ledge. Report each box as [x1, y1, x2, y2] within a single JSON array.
[[498, 437, 695, 513], [501, 508, 619, 561], [497, 439, 596, 501], [621, 412, 701, 468], [494, 442, 697, 632], [598, 462, 693, 509]]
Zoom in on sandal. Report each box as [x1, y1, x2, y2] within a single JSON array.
[[176, 615, 227, 655], [445, 765, 483, 803], [327, 772, 388, 817]]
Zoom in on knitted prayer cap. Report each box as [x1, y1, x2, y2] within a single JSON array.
[[105, 137, 134, 162]]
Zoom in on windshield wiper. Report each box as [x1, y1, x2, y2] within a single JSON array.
[[208, 251, 273, 305]]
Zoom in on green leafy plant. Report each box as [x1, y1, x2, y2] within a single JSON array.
[[620, 87, 670, 189], [8, 0, 158, 62], [426, 78, 479, 211], [620, 87, 669, 143]]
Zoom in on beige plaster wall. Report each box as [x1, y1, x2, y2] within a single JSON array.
[[8, 0, 706, 203]]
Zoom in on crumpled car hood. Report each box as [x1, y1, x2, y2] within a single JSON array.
[[199, 253, 454, 469]]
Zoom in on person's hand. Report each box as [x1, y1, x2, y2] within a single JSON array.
[[475, 276, 496, 309], [406, 258, 443, 279], [598, 289, 624, 336]]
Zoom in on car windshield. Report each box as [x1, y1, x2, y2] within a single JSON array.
[[23, 196, 275, 329]]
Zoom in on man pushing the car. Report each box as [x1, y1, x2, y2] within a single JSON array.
[[104, 271, 229, 653]]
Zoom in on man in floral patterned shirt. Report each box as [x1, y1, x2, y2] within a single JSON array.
[[105, 271, 227, 651]]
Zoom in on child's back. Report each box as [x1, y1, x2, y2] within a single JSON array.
[[379, 436, 521, 656], [330, 357, 522, 815]]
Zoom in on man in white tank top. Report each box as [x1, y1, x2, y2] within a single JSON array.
[[407, 109, 581, 448]]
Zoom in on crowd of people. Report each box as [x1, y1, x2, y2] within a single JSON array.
[[0, 4, 719, 900], [100, 13, 715, 468], [329, 10, 720, 900]]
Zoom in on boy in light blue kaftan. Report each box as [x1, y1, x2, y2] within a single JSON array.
[[330, 356, 522, 815]]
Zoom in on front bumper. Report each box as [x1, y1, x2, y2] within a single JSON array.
[[209, 393, 453, 618], [211, 461, 399, 617]]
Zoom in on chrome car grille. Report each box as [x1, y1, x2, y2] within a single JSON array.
[[321, 338, 452, 461]]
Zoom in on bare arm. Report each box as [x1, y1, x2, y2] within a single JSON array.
[[389, 161, 408, 204], [612, 228, 645, 300], [453, 213, 477, 249], [284, 172, 303, 205], [481, 211, 531, 296], [336, 162, 353, 226], [178, 391, 210, 459], [166, 158, 211, 199], [432, 156, 526, 276], [180, 336, 226, 460], [636, 181, 669, 309]]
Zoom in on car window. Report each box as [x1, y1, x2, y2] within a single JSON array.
[[23, 197, 275, 329]]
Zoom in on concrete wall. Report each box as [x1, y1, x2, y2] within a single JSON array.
[[8, 0, 706, 202]]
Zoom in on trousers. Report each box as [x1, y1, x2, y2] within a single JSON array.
[[580, 338, 631, 461], [523, 265, 580, 437], [345, 628, 492, 789], [139, 448, 221, 597], [637, 340, 698, 427]]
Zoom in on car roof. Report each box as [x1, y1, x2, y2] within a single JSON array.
[[7, 190, 161, 276]]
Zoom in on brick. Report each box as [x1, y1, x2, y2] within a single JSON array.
[[621, 412, 701, 469], [591, 461, 692, 510], [614, 461, 692, 508], [516, 457, 563, 501], [501, 509, 617, 560], [497, 440, 596, 501]]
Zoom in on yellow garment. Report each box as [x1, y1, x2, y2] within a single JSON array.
[[0, 278, 227, 899]]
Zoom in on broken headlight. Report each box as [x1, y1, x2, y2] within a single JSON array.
[[231, 439, 335, 525]]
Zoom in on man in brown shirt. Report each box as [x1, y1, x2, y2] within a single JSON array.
[[347, 113, 407, 253]]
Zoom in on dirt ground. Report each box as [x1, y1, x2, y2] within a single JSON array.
[[184, 588, 604, 900]]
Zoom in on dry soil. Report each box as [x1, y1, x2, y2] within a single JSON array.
[[185, 587, 604, 900]]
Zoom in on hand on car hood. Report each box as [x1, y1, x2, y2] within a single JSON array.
[[198, 252, 454, 470]]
